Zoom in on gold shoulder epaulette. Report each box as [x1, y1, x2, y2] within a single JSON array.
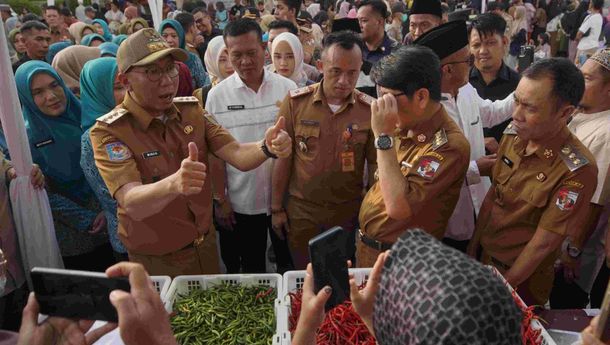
[[173, 96, 199, 103], [559, 144, 590, 172], [290, 86, 314, 98], [96, 108, 128, 125], [430, 128, 448, 151], [356, 91, 375, 106], [503, 122, 518, 135]]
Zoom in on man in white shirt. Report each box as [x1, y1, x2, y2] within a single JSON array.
[[206, 19, 296, 273], [575, 0, 603, 66], [414, 21, 515, 251], [550, 49, 610, 309]]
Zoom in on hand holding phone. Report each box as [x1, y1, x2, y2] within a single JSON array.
[[31, 267, 130, 322], [309, 226, 350, 311]]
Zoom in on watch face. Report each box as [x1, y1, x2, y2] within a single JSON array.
[[377, 136, 392, 149], [568, 247, 581, 257]]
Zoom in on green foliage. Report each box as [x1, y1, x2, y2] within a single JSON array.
[[6, 0, 43, 16]]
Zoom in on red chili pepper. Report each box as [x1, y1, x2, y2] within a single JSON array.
[[288, 287, 376, 345]]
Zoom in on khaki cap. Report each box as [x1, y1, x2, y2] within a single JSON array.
[[116, 28, 188, 73]]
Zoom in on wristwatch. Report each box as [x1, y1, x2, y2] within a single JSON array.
[[567, 243, 582, 259], [374, 134, 394, 150], [261, 140, 278, 159]]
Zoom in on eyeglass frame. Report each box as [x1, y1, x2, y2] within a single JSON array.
[[442, 54, 475, 67], [130, 62, 180, 82]]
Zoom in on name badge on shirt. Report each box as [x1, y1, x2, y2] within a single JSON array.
[[142, 150, 161, 159], [35, 138, 55, 148], [227, 105, 245, 110], [300, 119, 319, 127], [501, 155, 514, 168]]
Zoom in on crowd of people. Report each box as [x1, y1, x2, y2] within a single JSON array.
[[0, 0, 609, 343]]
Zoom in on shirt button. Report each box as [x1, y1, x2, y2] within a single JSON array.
[[154, 168, 159, 173], [169, 152, 174, 158]]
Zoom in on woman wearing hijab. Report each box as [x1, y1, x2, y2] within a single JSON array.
[[293, 230, 523, 345], [194, 36, 234, 105], [68, 22, 88, 45], [79, 57, 128, 261], [51, 45, 101, 97], [5, 17, 20, 33], [8, 29, 26, 64], [507, 6, 528, 69], [98, 41, 119, 57], [128, 18, 149, 34], [46, 41, 72, 65], [80, 33, 106, 47], [336, 1, 351, 19], [270, 32, 311, 88], [160, 19, 210, 89], [92, 18, 113, 41], [15, 61, 114, 271], [112, 34, 128, 45]]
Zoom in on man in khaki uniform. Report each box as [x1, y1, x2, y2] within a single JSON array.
[[469, 58, 598, 305], [90, 29, 292, 277], [272, 31, 377, 269], [356, 45, 471, 268]]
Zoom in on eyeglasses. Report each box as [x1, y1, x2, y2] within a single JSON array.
[[442, 54, 475, 67], [132, 64, 179, 82]]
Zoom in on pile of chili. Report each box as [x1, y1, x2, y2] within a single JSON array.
[[170, 284, 276, 345], [511, 291, 543, 345], [288, 290, 376, 345]]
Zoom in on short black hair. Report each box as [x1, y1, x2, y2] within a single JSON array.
[[191, 7, 208, 16], [357, 0, 388, 18], [20, 20, 49, 35], [22, 14, 41, 23], [313, 11, 329, 26], [267, 20, 298, 35], [322, 30, 364, 54], [278, 0, 301, 17], [45, 5, 59, 14], [175, 12, 195, 31], [60, 8, 72, 17], [486, 1, 500, 11], [469, 13, 506, 38], [592, 0, 603, 10], [522, 58, 584, 107], [216, 1, 226, 11], [372, 45, 442, 101], [223, 18, 263, 43]]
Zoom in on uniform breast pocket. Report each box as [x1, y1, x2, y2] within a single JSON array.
[[295, 125, 320, 161], [351, 129, 369, 147], [139, 154, 170, 183]]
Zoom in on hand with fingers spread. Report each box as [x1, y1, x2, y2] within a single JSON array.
[[106, 262, 178, 345], [292, 263, 332, 345], [16, 292, 117, 345], [350, 250, 389, 337], [171, 142, 207, 196], [371, 93, 399, 136], [264, 117, 292, 159]]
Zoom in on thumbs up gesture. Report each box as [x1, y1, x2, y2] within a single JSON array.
[[264, 116, 292, 159], [172, 142, 207, 196]]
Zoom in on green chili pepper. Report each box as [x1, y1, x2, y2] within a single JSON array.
[[170, 284, 276, 345]]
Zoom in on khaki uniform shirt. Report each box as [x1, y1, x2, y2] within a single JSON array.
[[90, 93, 235, 256], [278, 82, 377, 206], [359, 106, 471, 242], [476, 124, 598, 266]]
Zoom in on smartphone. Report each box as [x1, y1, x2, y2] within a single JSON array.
[[31, 267, 130, 322], [518, 45, 535, 72], [309, 226, 350, 311], [596, 278, 610, 341]]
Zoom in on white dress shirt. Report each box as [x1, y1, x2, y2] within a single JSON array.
[[569, 109, 610, 293], [441, 82, 515, 240], [205, 69, 297, 215]]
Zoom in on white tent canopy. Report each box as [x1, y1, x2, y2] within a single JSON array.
[[0, 18, 63, 288]]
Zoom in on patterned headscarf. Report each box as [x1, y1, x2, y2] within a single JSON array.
[[374, 229, 522, 345]]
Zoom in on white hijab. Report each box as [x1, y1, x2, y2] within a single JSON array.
[[204, 36, 228, 85], [271, 32, 308, 87]]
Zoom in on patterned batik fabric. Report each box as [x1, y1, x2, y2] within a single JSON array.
[[373, 229, 522, 345]]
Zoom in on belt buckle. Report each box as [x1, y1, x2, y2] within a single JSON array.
[[193, 234, 205, 247]]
